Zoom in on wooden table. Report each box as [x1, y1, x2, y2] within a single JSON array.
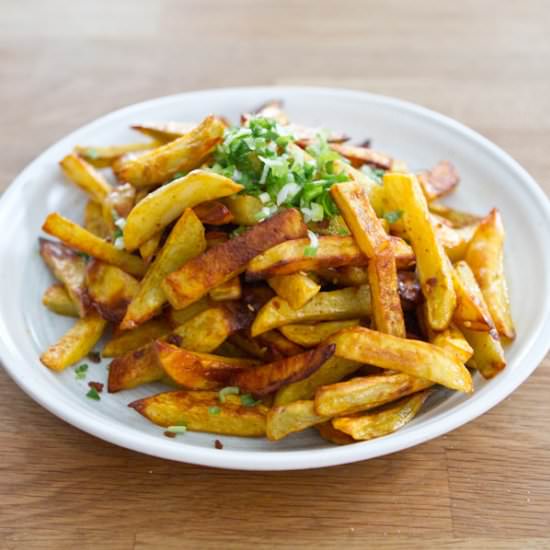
[[1, 1, 549, 548]]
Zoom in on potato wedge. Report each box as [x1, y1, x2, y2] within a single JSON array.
[[330, 143, 393, 170], [430, 325, 473, 364], [223, 194, 263, 226], [113, 115, 225, 187], [84, 200, 112, 239], [266, 400, 328, 441], [332, 390, 431, 441], [314, 372, 432, 417], [383, 172, 456, 330], [256, 331, 304, 358], [230, 344, 336, 396], [42, 214, 146, 277], [163, 208, 307, 309], [428, 202, 482, 228], [463, 328, 506, 379], [228, 332, 273, 361], [251, 286, 372, 337], [129, 390, 267, 437], [280, 319, 360, 347], [40, 313, 107, 371], [246, 235, 414, 280], [102, 318, 172, 357], [167, 297, 211, 328], [210, 277, 242, 302], [42, 284, 79, 317], [417, 161, 459, 201], [121, 209, 206, 329], [131, 121, 197, 142], [104, 183, 136, 220], [74, 142, 159, 168], [267, 273, 321, 309], [465, 209, 515, 339], [39, 238, 88, 317], [316, 266, 370, 286], [328, 326, 472, 392], [273, 356, 361, 405], [123, 170, 241, 251], [315, 421, 354, 445], [194, 200, 234, 225], [139, 232, 162, 263], [86, 260, 140, 323], [433, 216, 479, 262], [452, 260, 494, 332], [155, 341, 258, 389], [59, 153, 112, 203], [108, 344, 164, 392]]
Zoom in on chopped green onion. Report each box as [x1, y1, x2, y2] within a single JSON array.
[[86, 148, 98, 159], [75, 364, 88, 380], [86, 387, 100, 400], [240, 394, 261, 407], [218, 386, 240, 403], [208, 406, 221, 415], [113, 227, 123, 239], [383, 210, 404, 224], [165, 425, 188, 434], [303, 246, 318, 257]]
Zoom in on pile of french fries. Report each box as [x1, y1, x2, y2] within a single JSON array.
[[38, 101, 514, 444]]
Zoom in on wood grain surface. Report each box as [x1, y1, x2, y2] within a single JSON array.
[[1, 1, 549, 548]]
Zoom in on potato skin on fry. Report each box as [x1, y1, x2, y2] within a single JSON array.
[[129, 390, 268, 437], [231, 344, 336, 396], [102, 318, 172, 357], [108, 344, 165, 392], [417, 161, 459, 202], [194, 200, 234, 225], [315, 421, 355, 445], [60, 153, 112, 203], [267, 273, 320, 310], [42, 284, 79, 317], [266, 400, 327, 441], [280, 319, 360, 348], [463, 327, 506, 379]]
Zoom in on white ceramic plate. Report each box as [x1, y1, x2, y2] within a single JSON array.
[[1, 87, 549, 471]]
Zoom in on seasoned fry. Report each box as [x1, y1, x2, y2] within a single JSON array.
[[384, 172, 456, 330], [104, 183, 136, 219], [463, 328, 506, 379], [228, 332, 272, 361], [42, 213, 146, 277], [267, 273, 321, 309], [210, 277, 242, 302], [205, 231, 229, 248], [266, 400, 328, 441], [129, 390, 268, 437], [131, 121, 197, 142], [39, 238, 88, 317], [40, 313, 107, 371], [114, 115, 225, 187], [465, 209, 515, 339], [84, 200, 112, 239], [121, 209, 206, 329], [123, 170, 241, 251], [329, 327, 472, 392], [433, 216, 479, 262], [332, 390, 431, 441], [280, 319, 360, 347], [60, 153, 112, 203], [417, 161, 459, 201], [315, 421, 354, 445], [251, 285, 372, 337], [194, 200, 234, 225], [246, 235, 414, 280], [108, 344, 164, 392], [316, 266, 370, 286], [428, 202, 482, 228], [167, 297, 211, 328], [163, 208, 307, 309], [102, 318, 172, 357], [231, 344, 336, 396], [42, 284, 79, 317], [223, 194, 263, 225], [75, 142, 160, 168], [139, 232, 162, 263], [256, 331, 304, 358], [330, 143, 393, 170]]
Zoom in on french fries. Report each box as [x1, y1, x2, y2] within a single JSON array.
[[74, 142, 160, 168], [330, 143, 393, 170], [194, 200, 234, 225], [280, 319, 360, 347], [84, 200, 112, 239], [60, 153, 112, 203], [108, 344, 164, 392], [42, 284, 79, 317], [266, 400, 327, 441], [256, 330, 304, 358], [417, 161, 459, 201], [210, 277, 242, 302], [131, 121, 197, 142], [223, 194, 263, 225], [102, 318, 172, 357], [123, 170, 242, 251], [463, 328, 506, 379], [267, 273, 321, 309]]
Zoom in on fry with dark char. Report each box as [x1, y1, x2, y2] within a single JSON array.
[[417, 161, 460, 201]]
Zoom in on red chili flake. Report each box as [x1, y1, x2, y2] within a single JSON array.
[[164, 431, 177, 438], [214, 439, 224, 450], [88, 381, 104, 393]]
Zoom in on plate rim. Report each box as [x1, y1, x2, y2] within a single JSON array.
[[1, 85, 550, 471]]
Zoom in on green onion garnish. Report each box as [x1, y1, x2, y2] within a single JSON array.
[[86, 387, 100, 400], [218, 386, 240, 403], [208, 406, 221, 415], [240, 394, 261, 407], [75, 364, 88, 380], [383, 210, 404, 224]]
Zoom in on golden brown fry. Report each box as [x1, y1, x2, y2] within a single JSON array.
[[266, 400, 328, 441], [329, 326, 473, 392], [330, 143, 393, 170], [273, 356, 361, 405], [114, 115, 225, 187], [228, 332, 272, 361], [163, 208, 307, 310], [42, 213, 146, 277], [84, 200, 112, 239], [205, 231, 229, 249], [256, 331, 304, 358], [316, 266, 370, 286], [428, 202, 482, 228], [210, 277, 242, 302], [139, 233, 162, 263], [314, 372, 432, 417], [267, 273, 321, 309], [108, 344, 164, 392], [42, 284, 79, 317], [432, 215, 479, 262], [123, 170, 241, 251], [121, 209, 206, 329], [251, 286, 372, 337], [246, 235, 414, 280], [384, 172, 456, 330], [194, 200, 234, 225], [279, 319, 360, 347], [223, 194, 263, 225], [315, 421, 354, 445], [104, 183, 136, 219], [75, 142, 160, 168], [39, 238, 88, 317], [166, 297, 211, 328], [231, 344, 336, 396], [131, 121, 197, 142], [430, 325, 473, 364], [332, 390, 431, 441], [463, 328, 506, 379], [102, 318, 172, 357], [59, 153, 112, 203], [417, 161, 459, 201], [465, 209, 515, 339], [40, 313, 107, 371], [129, 390, 268, 437]]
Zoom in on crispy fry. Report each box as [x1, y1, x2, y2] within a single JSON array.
[[428, 202, 482, 227], [256, 331, 304, 358], [329, 326, 472, 392], [139, 232, 162, 263], [266, 400, 328, 441], [210, 277, 242, 302], [84, 200, 111, 239], [417, 161, 459, 201], [223, 194, 263, 225], [246, 235, 414, 280], [384, 172, 456, 330], [123, 170, 241, 251], [465, 209, 515, 339], [59, 153, 112, 203], [463, 328, 506, 379], [267, 273, 321, 309], [131, 121, 197, 142], [332, 390, 431, 441], [129, 390, 268, 437], [74, 142, 160, 168], [430, 325, 473, 364], [280, 319, 360, 347], [42, 214, 146, 277], [102, 318, 172, 357], [314, 372, 432, 417], [316, 266, 370, 286], [42, 284, 79, 317], [121, 209, 206, 329], [40, 313, 107, 371], [273, 356, 361, 405], [194, 200, 234, 225], [315, 421, 354, 445], [104, 183, 136, 219], [163, 208, 307, 309], [231, 344, 336, 396], [433, 216, 479, 262], [167, 297, 211, 328], [39, 238, 88, 317], [228, 332, 272, 361], [107, 344, 164, 392], [251, 285, 372, 337], [330, 143, 393, 170]]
